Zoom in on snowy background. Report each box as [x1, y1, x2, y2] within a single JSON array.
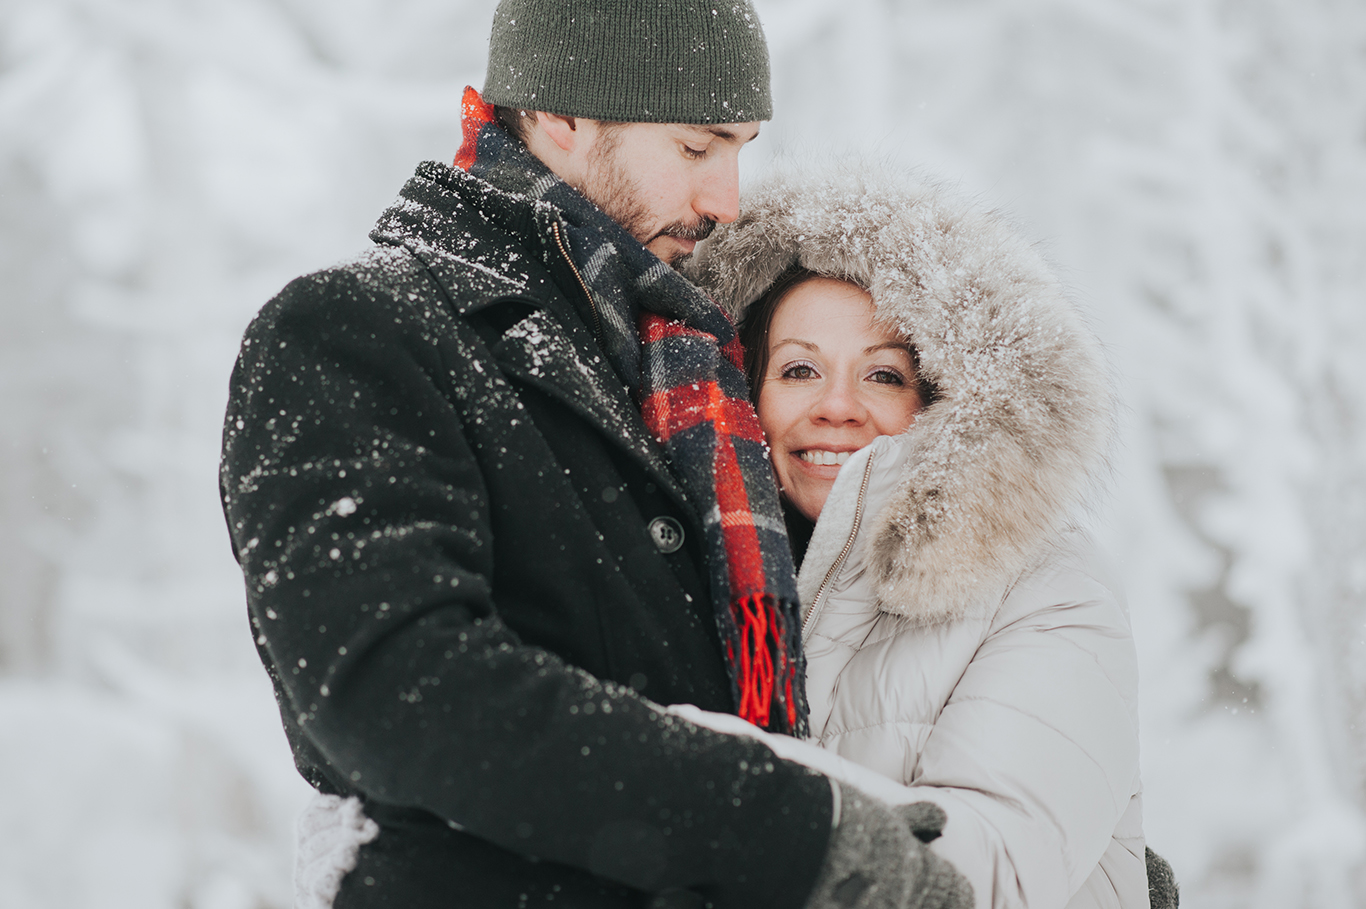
[[2, 0, 1364, 906]]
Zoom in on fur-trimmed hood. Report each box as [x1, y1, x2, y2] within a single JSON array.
[[685, 164, 1114, 625]]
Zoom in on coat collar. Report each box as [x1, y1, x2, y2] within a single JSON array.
[[371, 161, 564, 318], [796, 434, 907, 615], [371, 161, 691, 510]]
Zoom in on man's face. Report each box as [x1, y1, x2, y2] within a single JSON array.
[[576, 121, 761, 265]]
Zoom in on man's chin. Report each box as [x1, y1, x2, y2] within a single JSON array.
[[646, 236, 697, 267]]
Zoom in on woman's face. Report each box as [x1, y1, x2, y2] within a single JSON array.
[[757, 278, 923, 522]]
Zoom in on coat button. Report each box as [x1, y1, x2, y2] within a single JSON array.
[[648, 516, 685, 554]]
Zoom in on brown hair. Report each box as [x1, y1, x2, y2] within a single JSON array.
[[494, 105, 535, 144], [494, 106, 628, 149], [737, 265, 821, 402], [736, 265, 938, 406]]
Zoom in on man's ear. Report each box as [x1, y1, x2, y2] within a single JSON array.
[[536, 111, 580, 152]]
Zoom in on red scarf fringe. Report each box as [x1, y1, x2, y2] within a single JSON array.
[[729, 594, 800, 731]]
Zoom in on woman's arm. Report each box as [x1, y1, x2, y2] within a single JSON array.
[[905, 534, 1143, 909]]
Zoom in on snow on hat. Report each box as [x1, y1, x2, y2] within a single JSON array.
[[483, 0, 772, 124]]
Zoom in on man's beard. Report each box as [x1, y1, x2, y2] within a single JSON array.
[[576, 133, 715, 265]]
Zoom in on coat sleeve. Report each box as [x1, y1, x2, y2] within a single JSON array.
[[219, 264, 832, 907], [906, 537, 1143, 909]]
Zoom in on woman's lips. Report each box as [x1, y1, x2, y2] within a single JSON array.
[[797, 449, 853, 467], [787, 449, 854, 482]]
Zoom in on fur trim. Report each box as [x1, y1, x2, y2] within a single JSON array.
[[686, 164, 1114, 625]]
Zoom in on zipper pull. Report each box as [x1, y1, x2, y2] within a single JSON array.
[[550, 220, 604, 348]]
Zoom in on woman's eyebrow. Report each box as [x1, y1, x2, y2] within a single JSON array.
[[769, 338, 819, 352], [865, 341, 912, 355]]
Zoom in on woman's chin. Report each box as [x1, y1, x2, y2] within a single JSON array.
[[783, 481, 833, 524]]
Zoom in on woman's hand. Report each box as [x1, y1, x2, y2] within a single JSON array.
[[664, 703, 927, 807]]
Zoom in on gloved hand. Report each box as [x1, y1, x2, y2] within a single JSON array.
[[805, 782, 972, 909], [1144, 846, 1179, 909], [899, 801, 950, 845]]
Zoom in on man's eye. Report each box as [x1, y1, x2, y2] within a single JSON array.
[[683, 145, 708, 159]]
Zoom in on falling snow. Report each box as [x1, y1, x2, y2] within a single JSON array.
[[1, 1, 1365, 907]]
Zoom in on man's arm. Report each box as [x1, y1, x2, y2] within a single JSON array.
[[221, 264, 834, 906]]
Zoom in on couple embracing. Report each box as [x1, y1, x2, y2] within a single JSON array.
[[220, 2, 1175, 908]]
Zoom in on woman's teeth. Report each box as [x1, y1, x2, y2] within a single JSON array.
[[799, 450, 851, 466]]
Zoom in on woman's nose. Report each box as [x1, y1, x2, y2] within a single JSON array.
[[811, 378, 867, 425]]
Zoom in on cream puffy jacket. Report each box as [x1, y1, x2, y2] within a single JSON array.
[[688, 165, 1147, 909], [798, 434, 1145, 909]]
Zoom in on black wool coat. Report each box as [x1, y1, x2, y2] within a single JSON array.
[[220, 161, 832, 908]]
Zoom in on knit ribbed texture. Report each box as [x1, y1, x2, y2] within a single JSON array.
[[294, 794, 378, 909], [1145, 846, 1180, 909], [483, 0, 771, 123]]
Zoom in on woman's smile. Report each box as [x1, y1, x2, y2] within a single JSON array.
[[797, 449, 855, 467]]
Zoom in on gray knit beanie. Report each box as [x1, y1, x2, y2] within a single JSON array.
[[483, 0, 772, 124]]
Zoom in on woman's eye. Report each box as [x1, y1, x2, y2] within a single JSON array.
[[867, 368, 906, 386], [683, 145, 708, 159], [780, 362, 817, 380]]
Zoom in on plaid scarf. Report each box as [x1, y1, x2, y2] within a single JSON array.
[[454, 87, 807, 736]]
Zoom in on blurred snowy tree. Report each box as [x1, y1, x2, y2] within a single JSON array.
[[0, 0, 480, 905], [1, 0, 1363, 905]]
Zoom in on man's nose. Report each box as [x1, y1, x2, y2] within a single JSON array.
[[694, 158, 741, 225]]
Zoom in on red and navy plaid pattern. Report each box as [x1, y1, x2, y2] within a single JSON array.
[[454, 87, 807, 735], [639, 317, 804, 732]]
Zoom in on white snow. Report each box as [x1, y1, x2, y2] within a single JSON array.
[[1, 0, 1364, 906]]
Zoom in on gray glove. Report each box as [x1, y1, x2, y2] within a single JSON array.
[[805, 782, 973, 909], [1144, 846, 1178, 909]]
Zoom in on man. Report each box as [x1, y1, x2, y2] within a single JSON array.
[[220, 2, 971, 907]]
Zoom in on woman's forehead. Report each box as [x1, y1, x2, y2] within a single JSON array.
[[769, 279, 902, 348]]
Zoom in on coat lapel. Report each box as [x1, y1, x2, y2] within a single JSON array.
[[377, 165, 692, 513], [488, 299, 691, 510]]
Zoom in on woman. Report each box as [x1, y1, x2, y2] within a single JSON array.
[[683, 164, 1157, 909]]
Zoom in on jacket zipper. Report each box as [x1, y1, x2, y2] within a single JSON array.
[[801, 450, 877, 642], [550, 220, 604, 347]]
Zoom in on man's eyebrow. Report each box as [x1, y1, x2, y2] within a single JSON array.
[[684, 124, 760, 144]]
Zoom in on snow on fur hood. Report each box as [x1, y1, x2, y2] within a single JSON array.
[[685, 164, 1115, 625]]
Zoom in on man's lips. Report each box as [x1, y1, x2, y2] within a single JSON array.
[[651, 218, 715, 247]]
